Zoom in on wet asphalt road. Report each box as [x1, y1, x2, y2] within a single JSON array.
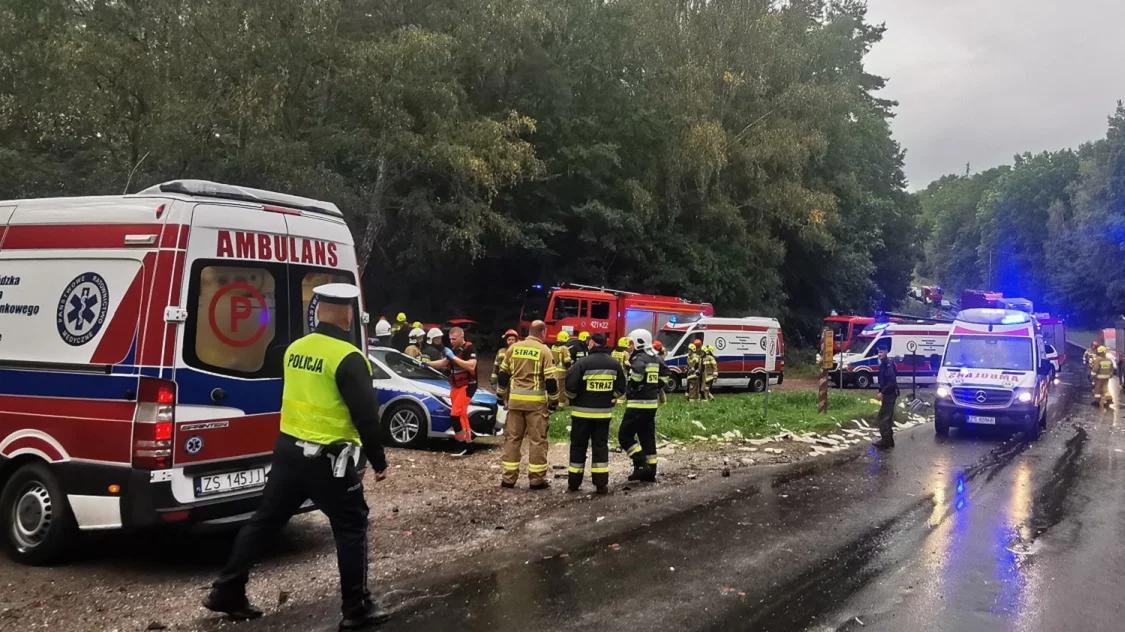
[[341, 357, 1125, 632]]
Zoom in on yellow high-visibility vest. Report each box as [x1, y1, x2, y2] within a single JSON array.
[[280, 333, 369, 445]]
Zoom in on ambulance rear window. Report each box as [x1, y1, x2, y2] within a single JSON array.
[[299, 269, 361, 345], [185, 263, 284, 377]]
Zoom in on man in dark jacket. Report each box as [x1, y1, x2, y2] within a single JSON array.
[[873, 346, 898, 449]]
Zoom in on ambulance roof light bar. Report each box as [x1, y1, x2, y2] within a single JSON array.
[[955, 308, 1031, 325], [141, 180, 343, 218]]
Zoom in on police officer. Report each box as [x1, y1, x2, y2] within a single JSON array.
[[565, 333, 626, 494], [619, 329, 669, 482], [872, 345, 898, 449], [204, 284, 389, 629], [497, 320, 557, 489]]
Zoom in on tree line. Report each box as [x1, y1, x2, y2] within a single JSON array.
[[916, 103, 1125, 327], [0, 0, 916, 344]]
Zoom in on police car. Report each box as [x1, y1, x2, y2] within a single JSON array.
[[0, 180, 365, 564], [368, 348, 500, 448]]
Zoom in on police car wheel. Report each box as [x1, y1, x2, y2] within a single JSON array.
[[669, 374, 684, 393], [383, 402, 428, 449], [748, 375, 767, 393], [854, 373, 872, 389], [1, 463, 76, 565]]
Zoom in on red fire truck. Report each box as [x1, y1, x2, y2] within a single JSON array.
[[519, 283, 714, 344], [823, 314, 875, 352]]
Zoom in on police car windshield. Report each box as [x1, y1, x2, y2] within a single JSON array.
[[372, 349, 446, 381], [657, 330, 686, 353], [944, 336, 1033, 371]]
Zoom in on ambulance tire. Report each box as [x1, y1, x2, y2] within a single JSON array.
[[934, 413, 950, 437], [1024, 411, 1041, 442], [1, 462, 77, 566], [748, 375, 767, 393], [853, 372, 872, 389], [669, 374, 684, 393], [382, 402, 429, 449]]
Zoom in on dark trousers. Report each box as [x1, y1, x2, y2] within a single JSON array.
[[213, 435, 371, 614], [569, 417, 610, 488], [619, 407, 658, 466], [876, 394, 897, 441]]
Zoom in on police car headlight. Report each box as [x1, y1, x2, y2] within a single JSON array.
[[936, 385, 950, 399], [1017, 391, 1033, 403]]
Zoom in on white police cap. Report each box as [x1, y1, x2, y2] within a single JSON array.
[[313, 283, 361, 305]]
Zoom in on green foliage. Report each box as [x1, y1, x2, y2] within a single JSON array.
[[0, 0, 914, 341], [917, 102, 1125, 326]]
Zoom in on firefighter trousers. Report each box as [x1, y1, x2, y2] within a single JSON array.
[[502, 407, 550, 486], [687, 376, 700, 400], [212, 435, 371, 614], [569, 417, 610, 489], [619, 407, 658, 469], [703, 378, 715, 400]]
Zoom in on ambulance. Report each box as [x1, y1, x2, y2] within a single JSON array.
[[831, 322, 951, 388], [656, 317, 782, 392], [0, 180, 365, 564], [934, 309, 1052, 440]]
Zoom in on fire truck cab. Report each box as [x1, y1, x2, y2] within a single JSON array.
[[0, 180, 365, 564]]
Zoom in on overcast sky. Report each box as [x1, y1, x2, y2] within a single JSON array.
[[863, 0, 1125, 189]]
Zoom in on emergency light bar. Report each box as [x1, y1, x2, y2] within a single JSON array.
[[141, 180, 343, 217]]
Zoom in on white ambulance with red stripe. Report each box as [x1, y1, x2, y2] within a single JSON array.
[[0, 180, 365, 564], [934, 309, 1053, 440], [656, 317, 782, 392]]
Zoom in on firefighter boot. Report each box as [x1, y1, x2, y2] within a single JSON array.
[[567, 470, 584, 492], [638, 457, 657, 482], [627, 453, 647, 481]]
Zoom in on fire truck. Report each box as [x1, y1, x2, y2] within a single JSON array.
[[823, 314, 875, 352], [518, 283, 714, 344]]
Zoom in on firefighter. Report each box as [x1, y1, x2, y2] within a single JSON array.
[[619, 329, 670, 482], [1087, 342, 1102, 384], [565, 333, 627, 494], [204, 284, 389, 629], [568, 331, 590, 365], [701, 345, 719, 401], [390, 312, 410, 351], [652, 340, 668, 405], [497, 320, 558, 489], [611, 337, 631, 372], [1094, 347, 1114, 407], [490, 329, 520, 393], [373, 316, 392, 348], [422, 328, 445, 362], [403, 327, 426, 360], [552, 332, 573, 408], [685, 339, 703, 401]]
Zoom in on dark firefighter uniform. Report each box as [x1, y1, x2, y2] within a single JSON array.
[[611, 337, 630, 372], [498, 333, 558, 488], [567, 333, 590, 366], [564, 338, 627, 493], [205, 284, 388, 629], [619, 349, 670, 481]]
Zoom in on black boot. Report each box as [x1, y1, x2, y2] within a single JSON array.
[[567, 471, 583, 492], [339, 599, 391, 630], [871, 437, 895, 450], [627, 455, 646, 481], [639, 461, 657, 482], [203, 589, 263, 621]]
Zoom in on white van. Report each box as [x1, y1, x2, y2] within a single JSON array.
[[0, 180, 366, 564], [656, 316, 781, 392], [833, 322, 951, 388], [934, 309, 1052, 439]]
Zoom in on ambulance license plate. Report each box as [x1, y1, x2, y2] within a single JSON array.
[[967, 415, 996, 425], [195, 467, 267, 497]]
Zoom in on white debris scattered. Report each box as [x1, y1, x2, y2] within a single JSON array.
[[596, 516, 605, 523], [692, 420, 707, 430]]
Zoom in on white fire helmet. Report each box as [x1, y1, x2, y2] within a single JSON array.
[[409, 327, 425, 342], [427, 327, 444, 343], [628, 328, 653, 354], [374, 318, 392, 336]]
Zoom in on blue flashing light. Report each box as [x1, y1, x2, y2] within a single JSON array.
[[669, 315, 678, 324], [956, 476, 965, 495], [871, 323, 890, 331], [531, 283, 543, 290]]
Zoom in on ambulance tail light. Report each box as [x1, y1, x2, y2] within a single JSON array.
[[134, 379, 177, 470]]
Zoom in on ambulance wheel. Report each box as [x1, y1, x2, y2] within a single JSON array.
[[934, 414, 950, 437], [854, 373, 872, 389], [382, 402, 428, 449], [1024, 413, 1041, 442], [748, 375, 767, 393], [1, 462, 76, 565]]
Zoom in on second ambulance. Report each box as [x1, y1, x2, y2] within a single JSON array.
[[934, 309, 1053, 439]]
